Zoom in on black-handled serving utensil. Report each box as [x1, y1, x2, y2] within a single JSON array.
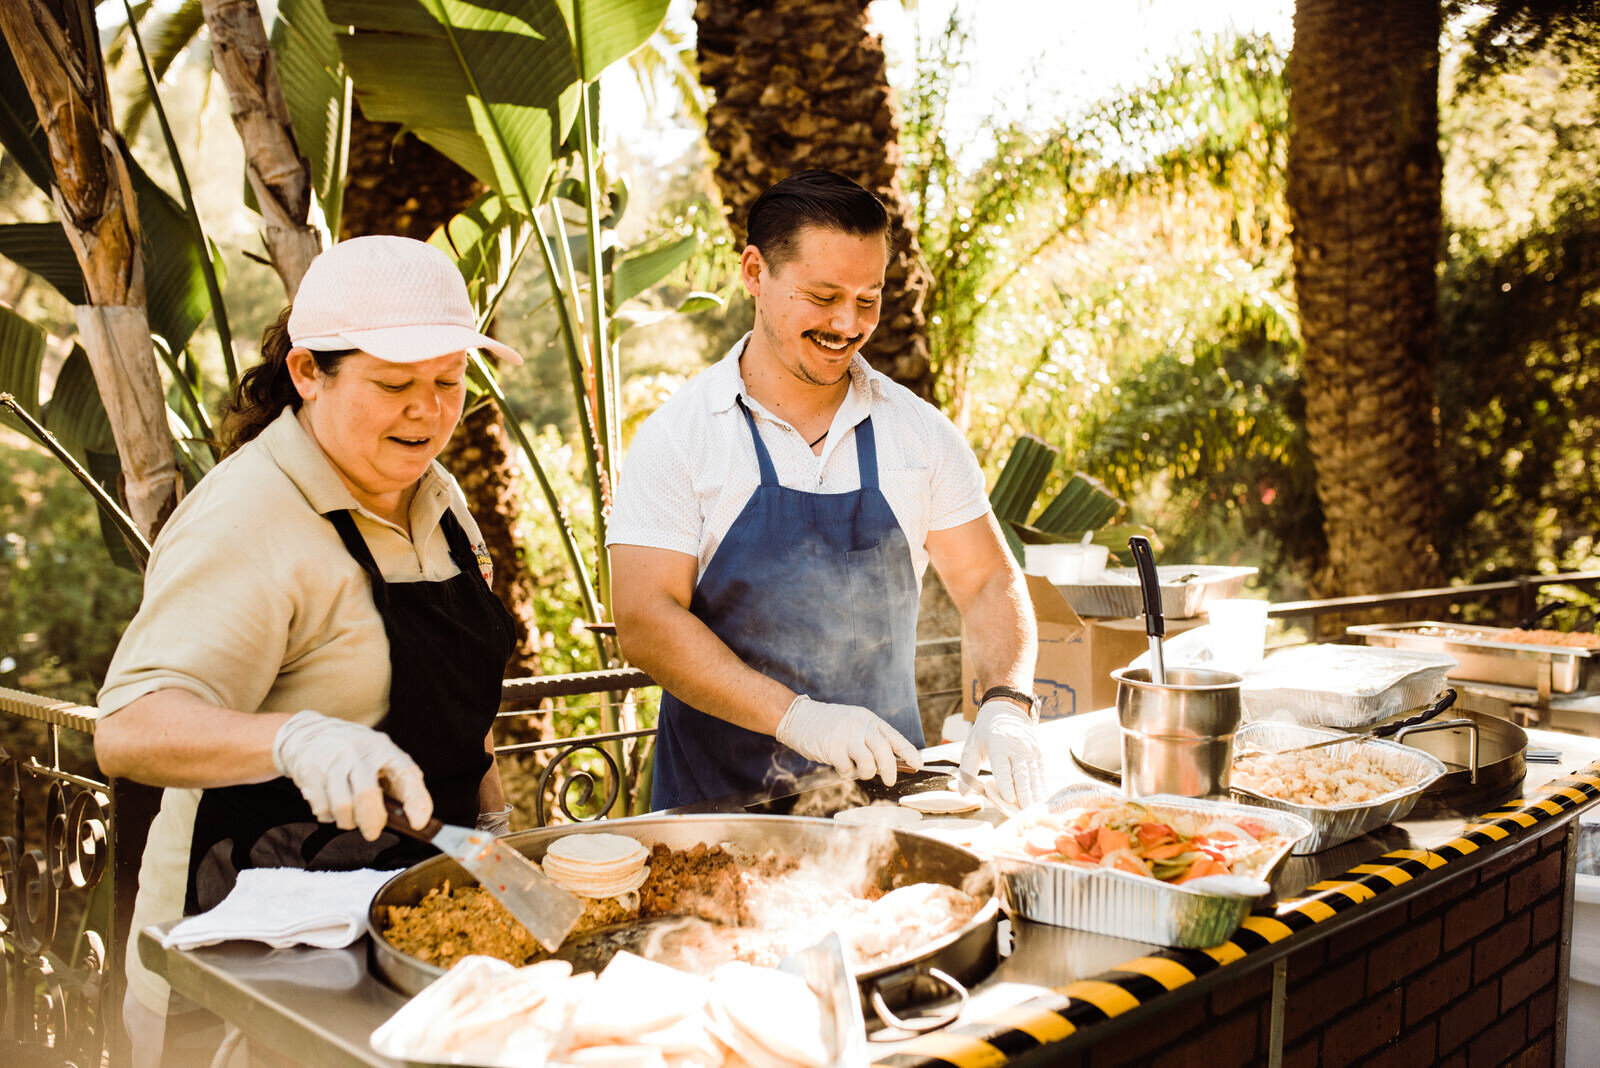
[[1128, 535, 1165, 684], [384, 798, 583, 951]]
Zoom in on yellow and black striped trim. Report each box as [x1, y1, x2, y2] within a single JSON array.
[[869, 762, 1600, 1067]]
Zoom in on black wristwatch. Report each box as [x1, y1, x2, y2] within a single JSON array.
[[980, 685, 1040, 720]]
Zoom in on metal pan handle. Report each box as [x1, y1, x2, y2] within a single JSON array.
[[1372, 688, 1457, 739], [1395, 717, 1479, 785], [867, 967, 969, 1036]]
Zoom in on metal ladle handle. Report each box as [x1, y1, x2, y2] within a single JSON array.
[[1128, 535, 1165, 684], [1395, 717, 1479, 785], [868, 967, 969, 1035]]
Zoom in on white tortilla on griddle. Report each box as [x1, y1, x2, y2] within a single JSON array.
[[907, 817, 993, 845], [832, 805, 922, 828], [898, 790, 982, 815], [710, 962, 829, 1068]]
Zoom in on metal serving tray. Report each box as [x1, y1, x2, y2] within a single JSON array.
[[989, 784, 1311, 948], [1054, 565, 1258, 620], [1229, 723, 1449, 854], [1240, 645, 1456, 729], [1348, 621, 1596, 694]]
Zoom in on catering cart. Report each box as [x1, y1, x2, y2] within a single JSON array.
[[140, 708, 1600, 1068]]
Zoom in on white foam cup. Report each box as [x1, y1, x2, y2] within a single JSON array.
[[1204, 598, 1269, 673]]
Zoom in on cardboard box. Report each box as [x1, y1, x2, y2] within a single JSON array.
[[961, 576, 1209, 720]]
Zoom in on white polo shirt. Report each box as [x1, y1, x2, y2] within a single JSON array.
[[607, 335, 991, 581], [99, 406, 489, 1013]]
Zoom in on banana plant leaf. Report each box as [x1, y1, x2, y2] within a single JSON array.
[[325, 0, 582, 214], [270, 0, 350, 235], [0, 223, 87, 304], [570, 0, 672, 81], [44, 345, 117, 466], [610, 233, 696, 306], [0, 304, 46, 431], [0, 37, 53, 192]]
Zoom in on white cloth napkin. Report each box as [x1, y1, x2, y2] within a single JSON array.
[[160, 867, 396, 950]]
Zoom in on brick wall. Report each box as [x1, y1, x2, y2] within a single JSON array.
[[1057, 823, 1575, 1067]]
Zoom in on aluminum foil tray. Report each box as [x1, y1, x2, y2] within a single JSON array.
[[1054, 565, 1257, 619], [989, 783, 1311, 948], [1347, 621, 1596, 694], [1240, 645, 1456, 729], [1229, 723, 1449, 854]]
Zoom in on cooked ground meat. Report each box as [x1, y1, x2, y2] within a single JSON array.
[[636, 842, 799, 926], [381, 841, 947, 975], [385, 883, 542, 969]]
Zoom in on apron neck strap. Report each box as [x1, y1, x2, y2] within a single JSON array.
[[328, 509, 387, 611], [734, 396, 780, 486], [853, 416, 879, 491], [326, 507, 484, 610]]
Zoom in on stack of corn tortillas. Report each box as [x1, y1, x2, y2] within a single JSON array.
[[541, 833, 652, 899]]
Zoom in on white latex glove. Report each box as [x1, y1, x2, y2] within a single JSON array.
[[475, 804, 514, 837], [959, 699, 1046, 809], [272, 710, 433, 841], [775, 695, 923, 787]]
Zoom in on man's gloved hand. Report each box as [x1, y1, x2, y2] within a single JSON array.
[[959, 699, 1046, 809], [776, 695, 922, 787], [475, 804, 515, 837], [272, 710, 433, 841]]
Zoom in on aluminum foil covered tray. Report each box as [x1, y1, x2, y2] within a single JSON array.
[[1053, 565, 1257, 619], [989, 784, 1310, 948], [1240, 644, 1456, 729], [1229, 722, 1449, 854]]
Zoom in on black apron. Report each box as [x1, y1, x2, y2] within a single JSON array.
[[185, 508, 515, 913]]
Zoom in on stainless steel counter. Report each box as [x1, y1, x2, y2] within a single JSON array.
[[140, 708, 1600, 1067]]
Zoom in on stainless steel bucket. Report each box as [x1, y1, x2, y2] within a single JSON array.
[[1113, 666, 1243, 798]]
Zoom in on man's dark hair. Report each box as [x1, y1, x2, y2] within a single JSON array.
[[746, 170, 889, 269]]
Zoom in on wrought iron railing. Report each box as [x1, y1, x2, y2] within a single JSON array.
[[0, 686, 159, 1068]]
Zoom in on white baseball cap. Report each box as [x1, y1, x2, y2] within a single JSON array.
[[287, 235, 523, 365]]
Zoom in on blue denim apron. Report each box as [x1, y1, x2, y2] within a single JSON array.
[[651, 398, 922, 808]]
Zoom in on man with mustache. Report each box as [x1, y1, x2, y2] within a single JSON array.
[[609, 170, 1045, 811]]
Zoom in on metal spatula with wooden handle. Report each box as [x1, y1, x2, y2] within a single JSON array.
[[384, 798, 583, 951]]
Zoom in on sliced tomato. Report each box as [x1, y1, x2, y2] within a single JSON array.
[[1097, 827, 1132, 855], [1136, 822, 1174, 846], [1055, 834, 1083, 859]]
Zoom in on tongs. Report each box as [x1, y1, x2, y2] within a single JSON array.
[[1245, 689, 1458, 758]]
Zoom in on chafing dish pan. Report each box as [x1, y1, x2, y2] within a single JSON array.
[[367, 814, 1000, 1030], [990, 783, 1311, 948], [1349, 621, 1595, 694], [1230, 722, 1449, 853]]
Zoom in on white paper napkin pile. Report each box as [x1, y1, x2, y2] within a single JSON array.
[[160, 867, 395, 950]]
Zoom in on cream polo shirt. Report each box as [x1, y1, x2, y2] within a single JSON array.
[[606, 334, 991, 582], [99, 406, 489, 1013]]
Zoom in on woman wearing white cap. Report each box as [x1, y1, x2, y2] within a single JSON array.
[[94, 236, 526, 1057]]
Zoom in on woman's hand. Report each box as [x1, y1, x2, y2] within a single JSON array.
[[273, 710, 433, 840]]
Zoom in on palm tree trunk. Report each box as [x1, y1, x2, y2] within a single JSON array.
[[1288, 0, 1445, 596], [0, 0, 178, 542], [201, 0, 322, 293], [694, 0, 934, 398]]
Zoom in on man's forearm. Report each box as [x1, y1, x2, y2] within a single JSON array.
[[617, 602, 797, 734], [961, 568, 1038, 699]]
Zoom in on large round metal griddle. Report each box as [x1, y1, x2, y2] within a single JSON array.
[[367, 814, 1000, 1027], [1071, 709, 1528, 813]]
